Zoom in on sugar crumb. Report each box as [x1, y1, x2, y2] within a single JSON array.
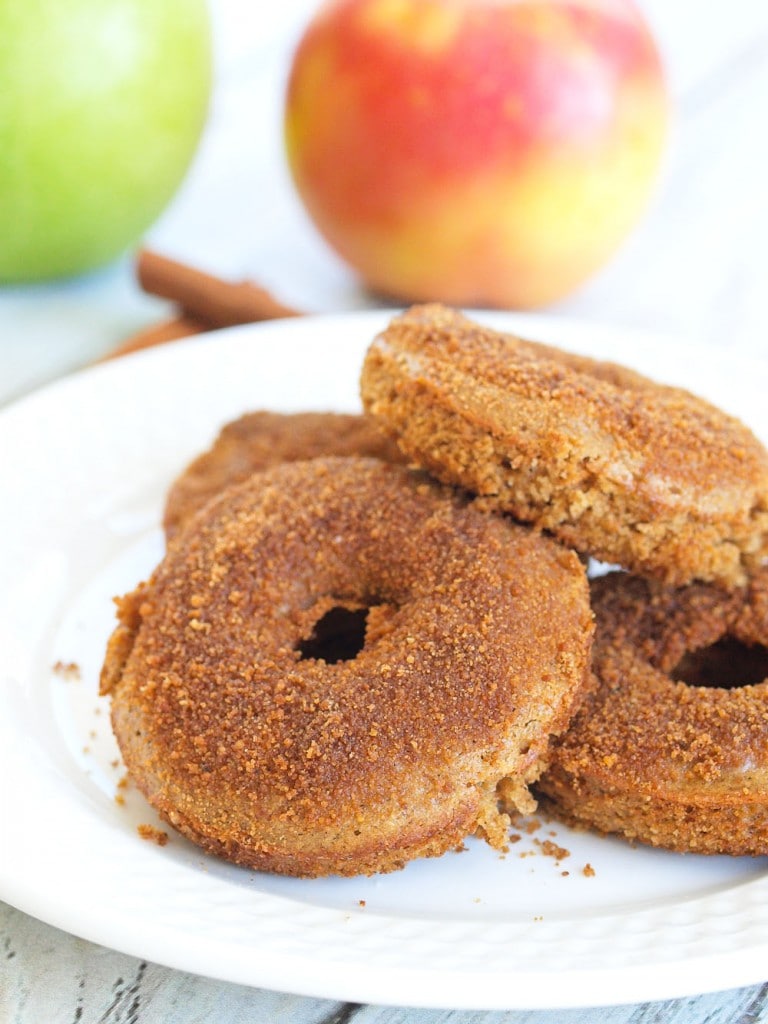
[[53, 660, 81, 681], [534, 838, 570, 862], [137, 824, 168, 846]]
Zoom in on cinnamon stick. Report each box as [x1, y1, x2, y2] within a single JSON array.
[[136, 249, 301, 327], [104, 314, 208, 360]]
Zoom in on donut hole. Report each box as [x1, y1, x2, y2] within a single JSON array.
[[297, 603, 382, 664], [671, 637, 768, 689]]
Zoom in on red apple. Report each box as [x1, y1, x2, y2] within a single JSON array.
[[284, 0, 668, 308]]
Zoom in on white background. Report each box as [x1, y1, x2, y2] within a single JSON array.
[[2, 0, 768, 404]]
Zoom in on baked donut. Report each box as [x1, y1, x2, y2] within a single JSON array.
[[164, 410, 403, 540], [101, 457, 594, 877], [360, 304, 768, 586], [537, 569, 768, 855]]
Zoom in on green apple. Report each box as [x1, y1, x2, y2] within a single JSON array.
[[0, 0, 212, 281]]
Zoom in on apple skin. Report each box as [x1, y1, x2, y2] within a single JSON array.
[[0, 0, 212, 282], [285, 0, 668, 308]]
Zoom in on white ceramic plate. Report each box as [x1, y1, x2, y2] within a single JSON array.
[[2, 310, 768, 1012]]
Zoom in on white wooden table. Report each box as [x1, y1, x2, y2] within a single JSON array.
[[3, 2, 768, 1020]]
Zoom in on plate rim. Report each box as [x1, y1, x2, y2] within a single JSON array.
[[2, 308, 768, 1011]]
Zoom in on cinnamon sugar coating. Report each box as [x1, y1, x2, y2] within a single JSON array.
[[538, 569, 768, 855], [360, 304, 768, 586], [164, 410, 402, 540], [101, 457, 593, 877]]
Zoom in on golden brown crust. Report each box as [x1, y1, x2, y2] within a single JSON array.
[[360, 304, 768, 586], [102, 457, 594, 877], [537, 569, 768, 855], [163, 410, 403, 540]]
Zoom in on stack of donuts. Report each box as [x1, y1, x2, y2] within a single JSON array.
[[100, 304, 768, 876]]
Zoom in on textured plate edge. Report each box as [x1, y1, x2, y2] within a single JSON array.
[[1, 309, 768, 1010]]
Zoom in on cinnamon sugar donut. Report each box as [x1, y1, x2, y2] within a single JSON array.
[[360, 304, 768, 586], [537, 569, 768, 855], [101, 457, 594, 877], [164, 410, 402, 540]]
